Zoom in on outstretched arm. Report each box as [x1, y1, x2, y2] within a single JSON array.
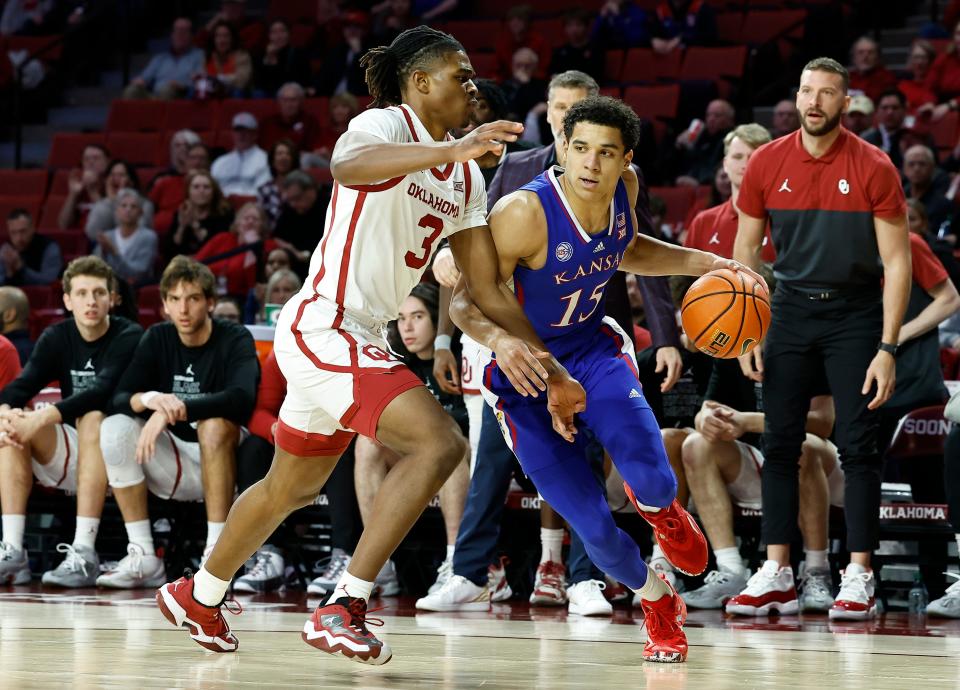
[[330, 121, 523, 186]]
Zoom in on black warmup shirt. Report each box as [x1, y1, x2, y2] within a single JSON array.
[[407, 355, 468, 435], [0, 316, 142, 425], [111, 319, 259, 442]]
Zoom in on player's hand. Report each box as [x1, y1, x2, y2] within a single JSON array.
[[431, 246, 460, 288], [698, 400, 735, 442], [655, 346, 683, 392], [7, 410, 45, 445], [142, 393, 186, 425], [0, 415, 23, 449], [709, 257, 769, 295], [737, 347, 764, 383], [490, 333, 549, 397], [863, 350, 895, 410], [714, 405, 746, 440], [451, 120, 524, 162], [546, 371, 587, 443], [136, 411, 168, 464], [433, 348, 461, 395]]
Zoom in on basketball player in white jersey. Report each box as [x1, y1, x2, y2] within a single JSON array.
[[156, 26, 584, 664]]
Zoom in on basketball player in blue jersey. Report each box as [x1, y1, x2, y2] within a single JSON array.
[[451, 96, 767, 662]]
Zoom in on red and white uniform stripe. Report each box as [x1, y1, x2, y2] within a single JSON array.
[[273, 105, 487, 455]]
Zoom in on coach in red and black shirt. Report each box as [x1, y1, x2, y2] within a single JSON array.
[[732, 57, 911, 619]]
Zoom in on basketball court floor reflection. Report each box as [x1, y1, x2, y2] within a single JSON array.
[[1, 590, 959, 689]]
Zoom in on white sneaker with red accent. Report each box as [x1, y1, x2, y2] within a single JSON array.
[[529, 561, 567, 605], [724, 560, 799, 616], [488, 556, 513, 602], [829, 565, 877, 620]]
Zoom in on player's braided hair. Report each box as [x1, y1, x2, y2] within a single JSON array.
[[361, 26, 465, 108]]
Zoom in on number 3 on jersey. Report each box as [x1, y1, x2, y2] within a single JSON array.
[[551, 279, 610, 327], [405, 214, 444, 269]]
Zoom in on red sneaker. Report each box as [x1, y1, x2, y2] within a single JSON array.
[[156, 573, 240, 652], [529, 560, 567, 605], [724, 560, 799, 616], [625, 484, 708, 576], [302, 596, 392, 665], [639, 576, 688, 663]]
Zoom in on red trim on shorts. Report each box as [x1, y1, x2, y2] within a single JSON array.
[[745, 444, 763, 475], [397, 105, 455, 181], [341, 365, 424, 439], [54, 425, 71, 488], [600, 323, 640, 379], [495, 400, 518, 448], [462, 387, 481, 395], [166, 430, 182, 500], [275, 420, 356, 457]]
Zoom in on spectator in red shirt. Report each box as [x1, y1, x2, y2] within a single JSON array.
[[494, 5, 551, 82], [313, 93, 359, 164], [150, 139, 209, 236], [684, 123, 776, 262], [260, 82, 322, 153], [922, 21, 960, 122], [848, 36, 898, 103], [195, 202, 276, 298], [898, 40, 938, 114], [204, 20, 253, 96], [0, 334, 21, 388]]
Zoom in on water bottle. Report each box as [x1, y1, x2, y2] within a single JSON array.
[[937, 217, 951, 241], [216, 275, 228, 297], [908, 572, 928, 614]]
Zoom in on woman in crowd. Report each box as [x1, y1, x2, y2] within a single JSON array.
[[165, 170, 234, 258], [244, 246, 294, 323], [205, 19, 253, 96], [85, 160, 155, 240], [151, 142, 211, 235], [257, 139, 300, 228], [256, 267, 301, 325], [194, 202, 276, 297]]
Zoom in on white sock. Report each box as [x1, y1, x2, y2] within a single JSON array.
[[125, 519, 154, 555], [635, 563, 671, 601], [540, 528, 564, 564], [1, 515, 26, 551], [650, 544, 675, 571], [714, 547, 745, 575], [193, 566, 231, 607], [445, 544, 455, 561], [804, 549, 829, 571], [845, 562, 870, 575], [73, 516, 99, 550], [332, 569, 374, 602], [206, 521, 225, 552]]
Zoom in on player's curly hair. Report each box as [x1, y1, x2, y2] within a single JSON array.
[[361, 26, 464, 108], [562, 96, 642, 153]]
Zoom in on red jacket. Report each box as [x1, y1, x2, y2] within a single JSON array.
[[248, 349, 284, 443], [194, 232, 277, 297]]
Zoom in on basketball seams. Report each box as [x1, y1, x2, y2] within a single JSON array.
[[692, 290, 737, 343], [680, 268, 771, 359], [725, 272, 749, 358]]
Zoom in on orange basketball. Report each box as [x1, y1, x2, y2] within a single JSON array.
[[680, 268, 771, 359]]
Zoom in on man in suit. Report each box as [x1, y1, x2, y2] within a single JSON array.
[[861, 89, 933, 170], [420, 71, 684, 616]]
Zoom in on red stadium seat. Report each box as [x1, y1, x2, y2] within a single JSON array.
[[164, 100, 218, 133], [216, 99, 277, 131], [106, 100, 168, 132], [20, 284, 56, 309], [739, 10, 805, 46], [941, 347, 960, 380], [38, 195, 66, 231], [137, 166, 166, 189], [267, 0, 315, 23], [29, 308, 66, 341], [470, 52, 497, 79], [228, 195, 258, 210], [928, 111, 958, 150], [436, 21, 500, 53], [531, 18, 564, 43], [648, 186, 697, 225], [599, 86, 622, 98], [0, 170, 47, 197], [47, 133, 107, 169], [623, 48, 682, 84], [623, 84, 680, 121], [303, 97, 330, 123], [6, 35, 63, 63], [105, 132, 163, 167], [715, 12, 744, 43], [138, 307, 164, 329], [290, 23, 315, 49], [139, 284, 163, 312], [38, 230, 89, 257], [0, 196, 42, 222], [680, 46, 747, 82], [604, 49, 625, 83], [886, 405, 949, 459]]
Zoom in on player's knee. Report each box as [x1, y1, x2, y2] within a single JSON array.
[[76, 410, 104, 439], [432, 426, 468, 473], [798, 434, 822, 472], [681, 432, 712, 473], [101, 414, 145, 488], [197, 418, 239, 452]]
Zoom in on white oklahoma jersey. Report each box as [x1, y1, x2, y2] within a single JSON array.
[[273, 103, 487, 458]]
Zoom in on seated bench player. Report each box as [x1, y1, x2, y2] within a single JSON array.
[[96, 256, 259, 588], [0, 257, 142, 586]]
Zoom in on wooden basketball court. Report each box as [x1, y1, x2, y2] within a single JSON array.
[[1, 588, 958, 689]]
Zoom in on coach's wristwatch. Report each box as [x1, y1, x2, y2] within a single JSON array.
[[877, 341, 898, 356]]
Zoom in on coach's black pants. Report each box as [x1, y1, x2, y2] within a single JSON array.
[[762, 288, 883, 552]]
